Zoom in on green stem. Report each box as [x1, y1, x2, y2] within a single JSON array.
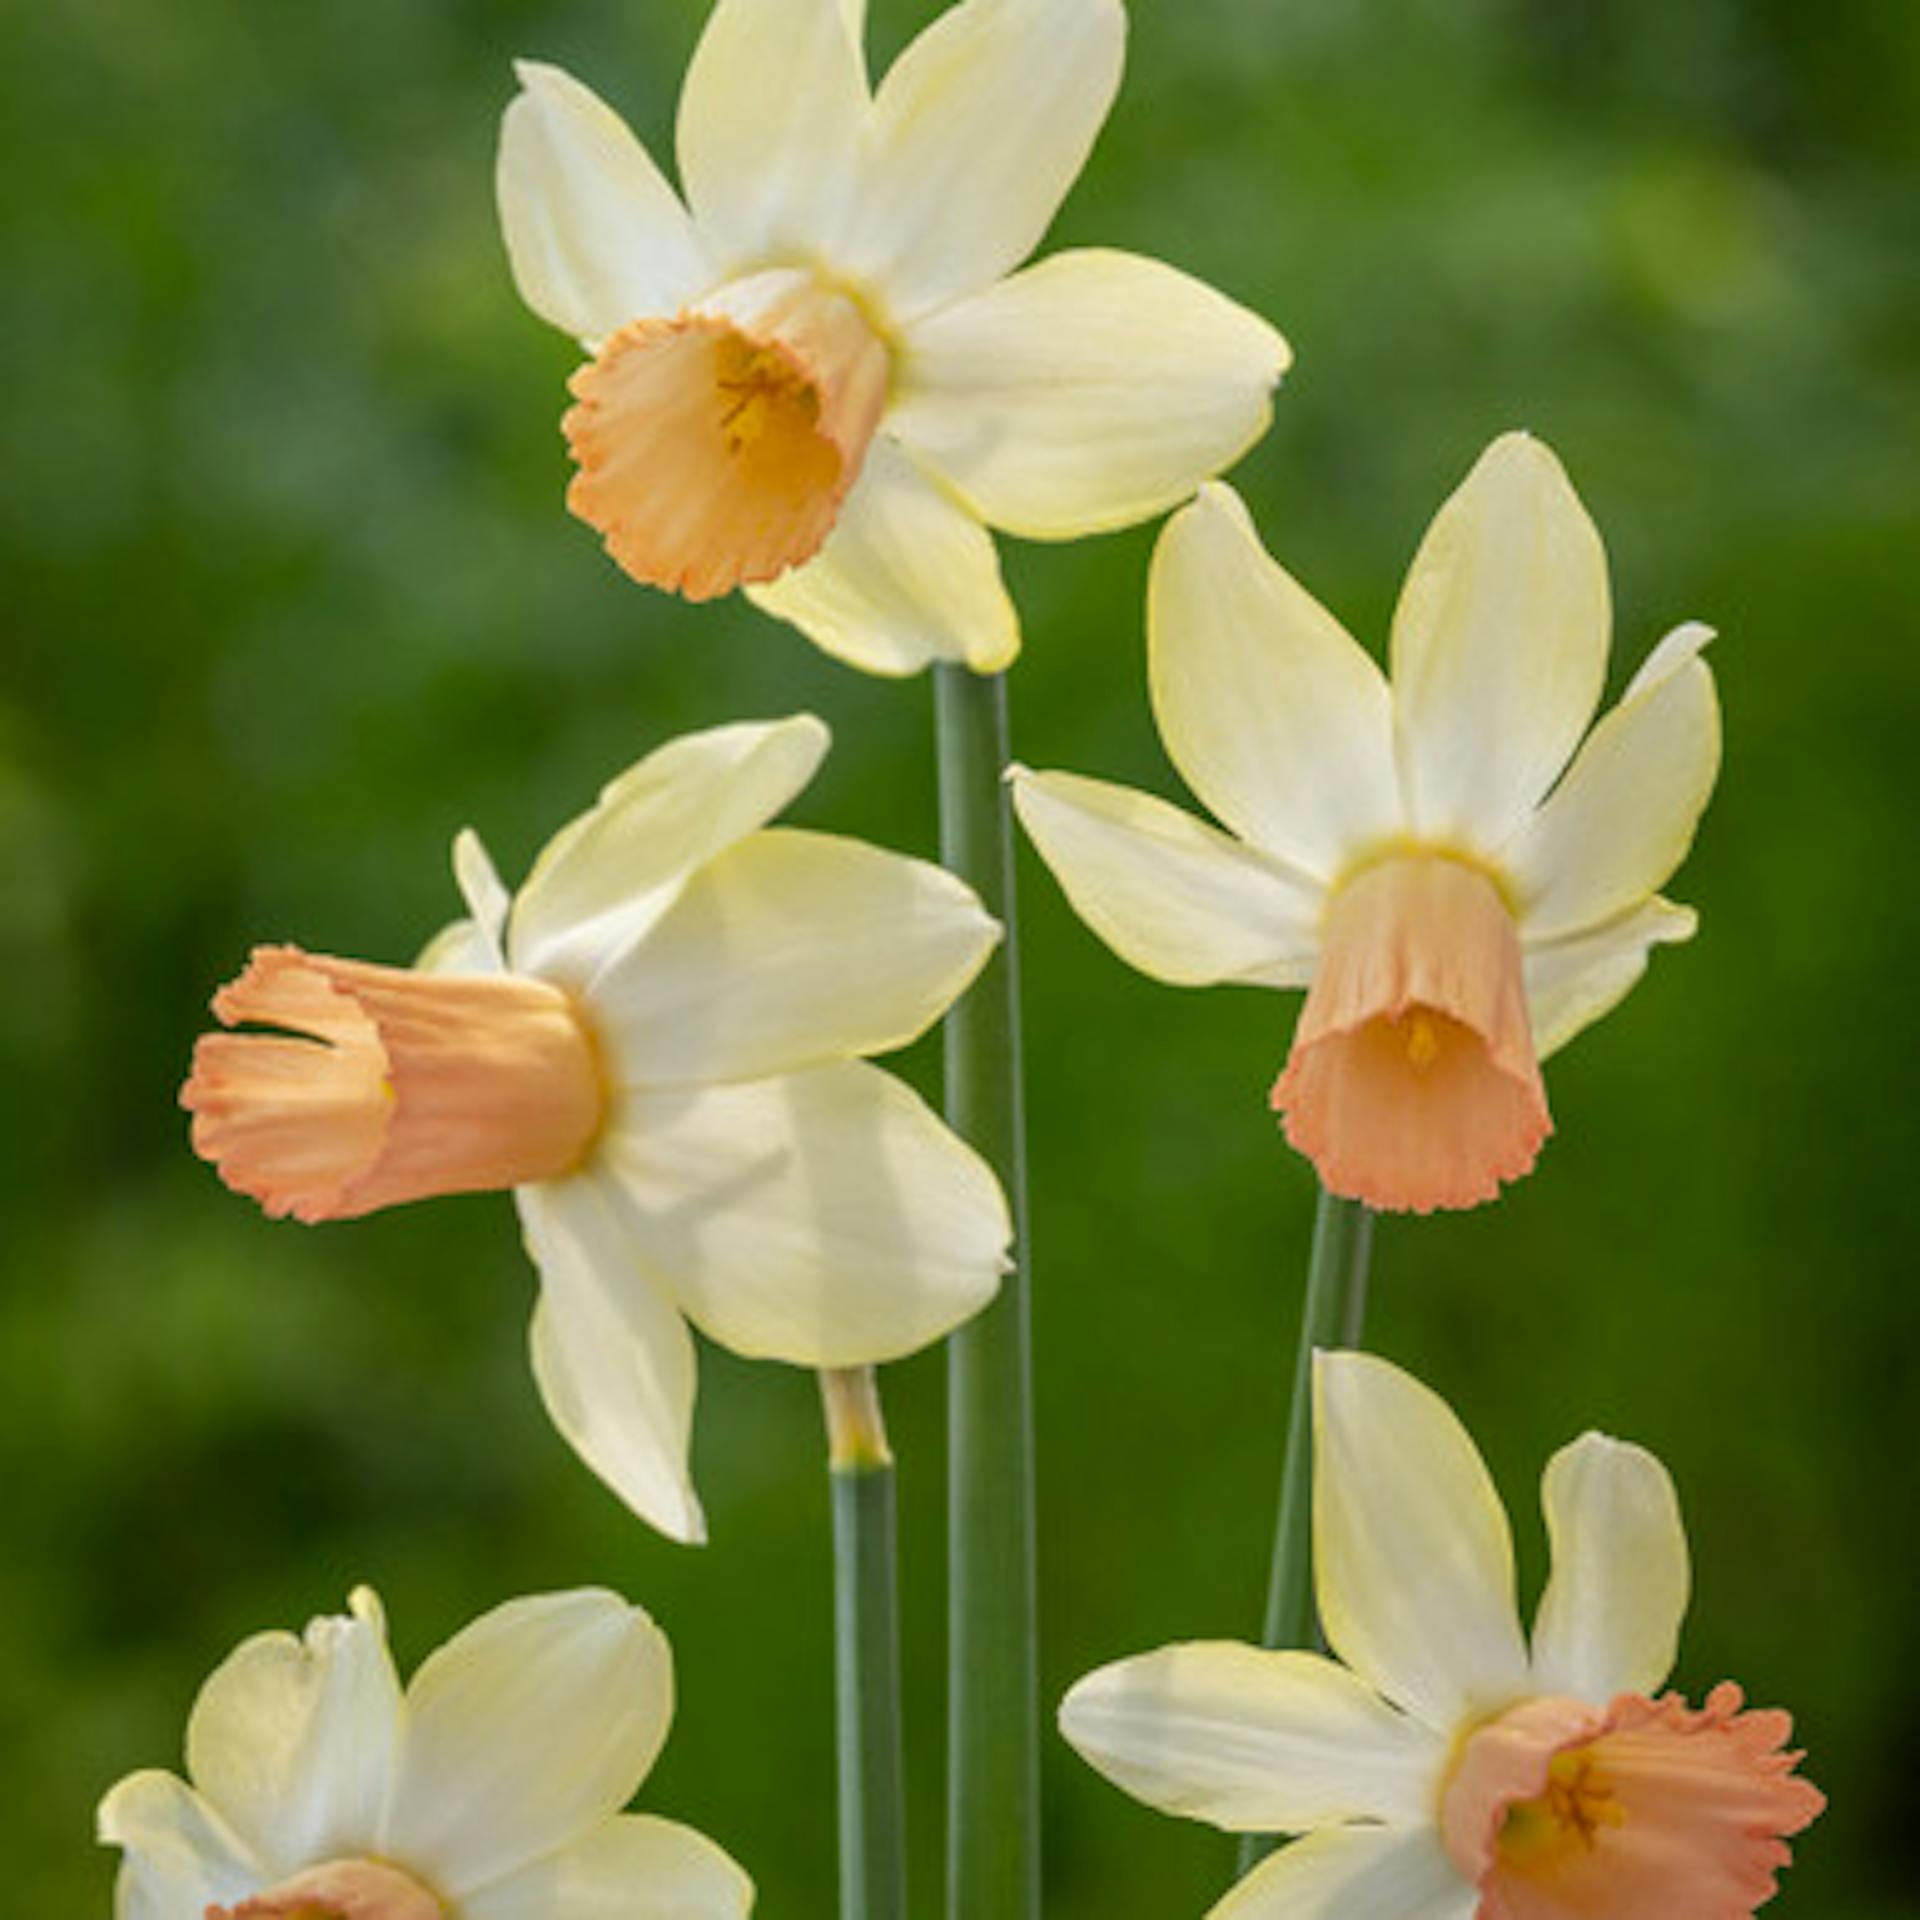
[[934, 664, 1038, 1920], [1236, 1185, 1375, 1877], [823, 1368, 908, 1920]]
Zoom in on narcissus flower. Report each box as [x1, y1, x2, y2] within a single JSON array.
[[99, 1586, 751, 1920], [182, 715, 1009, 1542], [1061, 1353, 1822, 1920], [1012, 434, 1720, 1212], [497, 0, 1288, 674]]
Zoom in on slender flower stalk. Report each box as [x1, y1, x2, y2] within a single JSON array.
[[821, 1368, 909, 1920], [934, 664, 1038, 1920], [1237, 1186, 1373, 1878]]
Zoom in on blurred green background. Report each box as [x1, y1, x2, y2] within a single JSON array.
[[4, 0, 1916, 1912]]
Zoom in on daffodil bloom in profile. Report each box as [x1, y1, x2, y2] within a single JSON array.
[[181, 715, 1010, 1542], [1061, 1352, 1823, 1920], [496, 0, 1289, 674], [1012, 433, 1721, 1212], [99, 1586, 751, 1920]]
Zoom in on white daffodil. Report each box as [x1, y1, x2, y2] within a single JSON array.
[[99, 1587, 750, 1920], [1061, 1353, 1823, 1920], [182, 715, 1010, 1543], [1012, 433, 1721, 1212], [496, 0, 1289, 675]]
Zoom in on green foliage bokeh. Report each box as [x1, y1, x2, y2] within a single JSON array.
[[3, 0, 1916, 1912]]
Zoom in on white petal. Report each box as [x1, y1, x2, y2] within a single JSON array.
[[1211, 1825, 1474, 1920], [595, 827, 999, 1086], [1313, 1353, 1529, 1734], [99, 1773, 265, 1920], [599, 1061, 1008, 1367], [498, 62, 713, 345], [1148, 485, 1400, 879], [519, 1183, 705, 1546], [1530, 1432, 1690, 1703], [891, 254, 1287, 539], [1391, 432, 1610, 850], [464, 1814, 753, 1920], [838, 0, 1124, 318], [184, 1588, 403, 1874], [1010, 766, 1323, 988], [675, 0, 867, 269], [1059, 1644, 1444, 1834], [1505, 626, 1720, 941], [1522, 895, 1697, 1059], [418, 830, 512, 975], [747, 438, 1018, 674], [509, 715, 829, 987], [416, 918, 500, 976], [386, 1591, 674, 1895]]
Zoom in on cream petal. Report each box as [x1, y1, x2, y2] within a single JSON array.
[[1211, 1824, 1475, 1920], [1148, 485, 1400, 878], [1521, 895, 1697, 1059], [99, 1772, 265, 1920], [891, 254, 1287, 540], [386, 1591, 674, 1895], [1390, 433, 1610, 850], [1530, 1432, 1690, 1704], [1010, 766, 1323, 988], [675, 0, 868, 269], [598, 1061, 1008, 1367], [416, 917, 499, 976], [747, 437, 1019, 674], [1059, 1643, 1445, 1834], [1313, 1353, 1530, 1734], [508, 715, 829, 988], [519, 1183, 705, 1546], [463, 1814, 753, 1920], [183, 1587, 403, 1874], [837, 0, 1124, 318], [594, 827, 1000, 1086], [417, 830, 512, 975], [498, 62, 714, 345], [1505, 624, 1720, 941]]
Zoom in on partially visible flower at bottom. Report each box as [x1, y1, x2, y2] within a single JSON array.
[[98, 1586, 751, 1920], [1059, 1353, 1822, 1918]]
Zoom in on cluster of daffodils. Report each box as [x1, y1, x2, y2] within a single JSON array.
[[498, 0, 1287, 672], [100, 1588, 749, 1920], [1014, 434, 1721, 1212], [183, 715, 1010, 1543], [1062, 1354, 1823, 1920]]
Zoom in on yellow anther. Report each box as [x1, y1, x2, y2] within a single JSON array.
[[1405, 1009, 1442, 1072]]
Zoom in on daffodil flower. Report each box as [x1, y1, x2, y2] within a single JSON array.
[[99, 1586, 751, 1920], [1012, 433, 1721, 1212], [1061, 1352, 1823, 1920], [182, 715, 1010, 1542], [497, 0, 1289, 674]]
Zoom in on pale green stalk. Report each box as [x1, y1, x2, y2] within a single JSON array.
[[1236, 1186, 1374, 1876], [933, 664, 1038, 1920], [822, 1367, 908, 1920]]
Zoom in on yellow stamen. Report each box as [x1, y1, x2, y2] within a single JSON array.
[[1404, 1009, 1441, 1071], [1500, 1746, 1627, 1866]]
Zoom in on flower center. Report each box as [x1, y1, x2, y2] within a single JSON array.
[[207, 1857, 443, 1920], [564, 266, 889, 601], [1269, 852, 1550, 1212], [182, 945, 605, 1222], [1498, 1744, 1627, 1867]]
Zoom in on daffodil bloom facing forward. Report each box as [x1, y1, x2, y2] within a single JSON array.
[[99, 1586, 751, 1920], [1012, 433, 1720, 1212], [497, 0, 1289, 674], [182, 715, 1010, 1542], [1061, 1353, 1822, 1920]]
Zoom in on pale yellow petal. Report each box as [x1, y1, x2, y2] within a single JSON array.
[[1209, 1825, 1475, 1920], [463, 1814, 753, 1920], [838, 0, 1124, 317], [1530, 1432, 1690, 1703], [892, 254, 1287, 539], [1313, 1353, 1529, 1734], [1521, 895, 1697, 1058], [498, 62, 713, 345], [1059, 1643, 1444, 1834], [99, 1772, 264, 1920], [1391, 433, 1610, 851], [747, 438, 1018, 674], [1149, 484, 1400, 879], [1010, 766, 1323, 988]]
